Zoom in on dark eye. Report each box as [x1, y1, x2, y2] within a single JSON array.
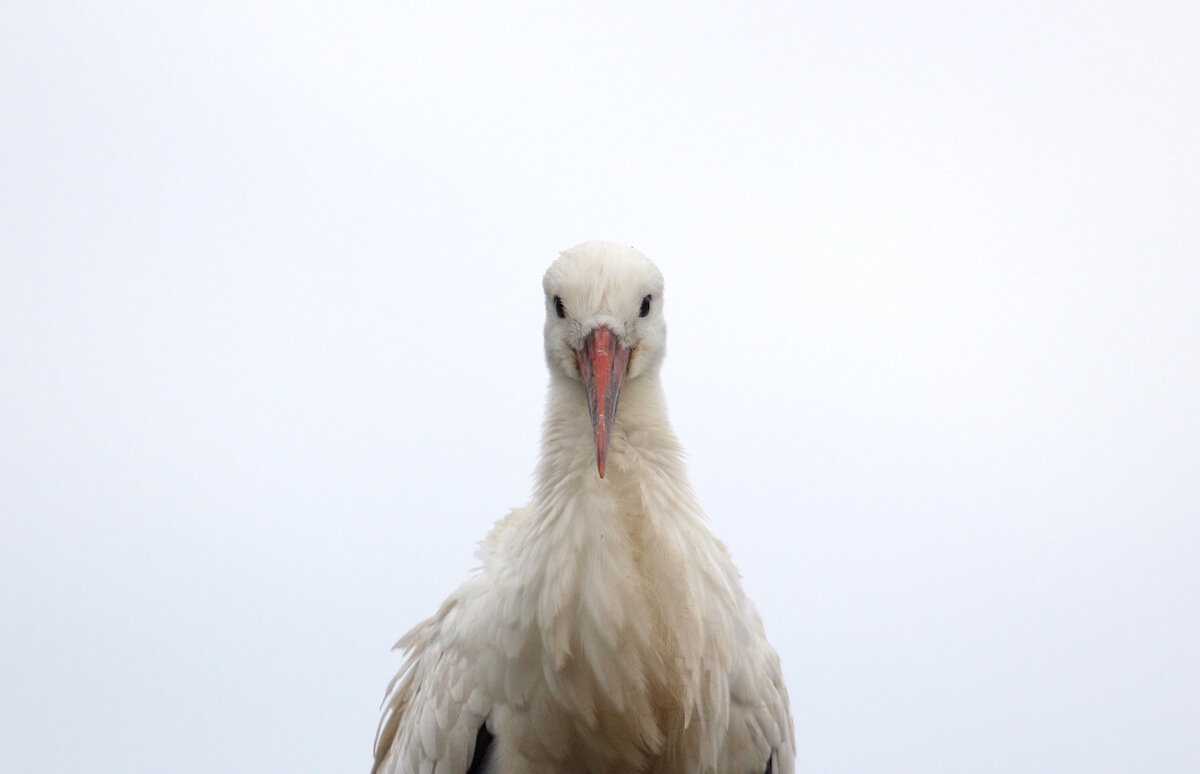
[[639, 294, 652, 318], [553, 296, 566, 319]]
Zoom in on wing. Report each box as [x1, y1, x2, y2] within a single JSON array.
[[374, 510, 529, 774], [373, 585, 491, 774], [720, 600, 796, 774]]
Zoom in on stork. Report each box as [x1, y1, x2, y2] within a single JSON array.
[[374, 241, 794, 774]]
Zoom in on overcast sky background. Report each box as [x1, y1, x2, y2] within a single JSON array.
[[2, 2, 1198, 772]]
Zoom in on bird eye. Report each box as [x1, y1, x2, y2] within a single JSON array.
[[639, 294, 652, 317], [553, 296, 566, 319]]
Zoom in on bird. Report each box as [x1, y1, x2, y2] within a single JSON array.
[[373, 240, 794, 774]]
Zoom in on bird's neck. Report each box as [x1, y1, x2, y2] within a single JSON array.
[[519, 373, 736, 762], [533, 373, 698, 527]]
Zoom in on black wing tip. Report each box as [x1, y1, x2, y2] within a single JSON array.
[[466, 722, 495, 774]]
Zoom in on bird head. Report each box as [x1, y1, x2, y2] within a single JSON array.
[[542, 241, 667, 478]]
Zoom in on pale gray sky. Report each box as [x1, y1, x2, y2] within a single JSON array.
[[2, 2, 1197, 772]]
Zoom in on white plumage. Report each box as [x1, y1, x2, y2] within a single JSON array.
[[374, 241, 794, 774]]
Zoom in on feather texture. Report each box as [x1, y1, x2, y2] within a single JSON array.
[[374, 241, 794, 774]]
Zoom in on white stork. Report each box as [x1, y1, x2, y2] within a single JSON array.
[[374, 241, 794, 774]]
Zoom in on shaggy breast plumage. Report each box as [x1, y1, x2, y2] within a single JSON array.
[[373, 242, 794, 774]]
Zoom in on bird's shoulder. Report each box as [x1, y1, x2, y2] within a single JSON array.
[[373, 507, 531, 774], [720, 595, 795, 774]]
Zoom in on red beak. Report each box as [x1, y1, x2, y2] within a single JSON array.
[[576, 327, 631, 478]]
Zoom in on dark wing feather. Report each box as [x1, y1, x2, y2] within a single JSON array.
[[466, 723, 494, 774]]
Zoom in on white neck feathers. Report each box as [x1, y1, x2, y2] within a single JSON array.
[[500, 375, 741, 770]]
